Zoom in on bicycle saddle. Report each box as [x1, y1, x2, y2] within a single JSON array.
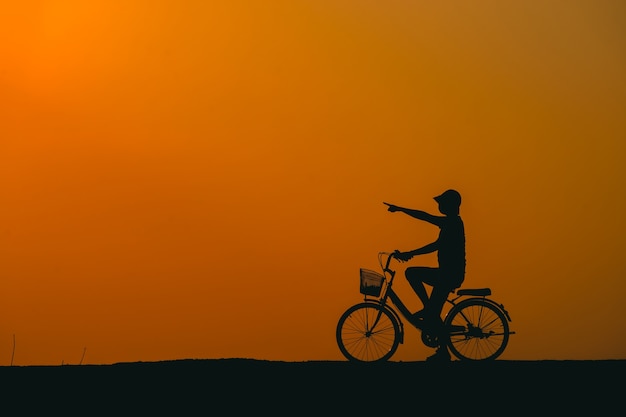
[[455, 288, 491, 296]]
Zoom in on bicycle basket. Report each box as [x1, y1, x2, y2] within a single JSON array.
[[359, 268, 385, 297]]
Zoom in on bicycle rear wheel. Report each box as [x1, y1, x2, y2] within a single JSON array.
[[336, 302, 400, 362], [444, 298, 509, 361]]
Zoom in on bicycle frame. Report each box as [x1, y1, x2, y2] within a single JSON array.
[[368, 252, 512, 334]]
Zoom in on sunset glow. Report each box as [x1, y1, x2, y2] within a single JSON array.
[[1, 1, 625, 365]]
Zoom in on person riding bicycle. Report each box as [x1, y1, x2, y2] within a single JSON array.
[[384, 189, 466, 362]]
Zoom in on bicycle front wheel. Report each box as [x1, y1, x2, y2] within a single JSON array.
[[444, 298, 509, 361], [336, 302, 400, 362]]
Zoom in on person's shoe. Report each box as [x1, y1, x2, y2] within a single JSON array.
[[426, 347, 451, 363]]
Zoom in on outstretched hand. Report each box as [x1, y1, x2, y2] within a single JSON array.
[[383, 202, 399, 212]]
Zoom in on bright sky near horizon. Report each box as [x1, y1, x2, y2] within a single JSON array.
[[1, 1, 625, 365]]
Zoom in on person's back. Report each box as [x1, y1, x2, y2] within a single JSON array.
[[437, 211, 466, 289]]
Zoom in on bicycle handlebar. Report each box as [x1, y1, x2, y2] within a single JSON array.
[[378, 251, 399, 273]]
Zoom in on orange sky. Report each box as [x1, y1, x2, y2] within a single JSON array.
[[1, 1, 625, 365]]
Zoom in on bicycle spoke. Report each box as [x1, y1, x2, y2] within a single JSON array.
[[336, 303, 401, 362], [445, 299, 509, 361]]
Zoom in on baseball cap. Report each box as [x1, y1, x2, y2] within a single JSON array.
[[434, 189, 461, 207]]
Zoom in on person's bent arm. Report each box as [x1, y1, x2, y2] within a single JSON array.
[[396, 241, 438, 262], [409, 241, 438, 257]]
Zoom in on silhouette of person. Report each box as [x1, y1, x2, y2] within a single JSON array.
[[384, 189, 466, 362]]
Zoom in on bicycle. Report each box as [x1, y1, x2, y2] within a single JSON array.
[[336, 251, 515, 362]]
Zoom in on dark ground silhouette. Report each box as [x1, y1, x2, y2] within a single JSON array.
[[1, 359, 623, 414]]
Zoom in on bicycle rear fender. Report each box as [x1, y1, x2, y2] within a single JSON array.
[[446, 297, 512, 323], [482, 297, 512, 322]]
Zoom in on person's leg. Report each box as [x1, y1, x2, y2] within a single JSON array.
[[427, 285, 450, 322], [405, 267, 439, 313], [425, 284, 454, 361]]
